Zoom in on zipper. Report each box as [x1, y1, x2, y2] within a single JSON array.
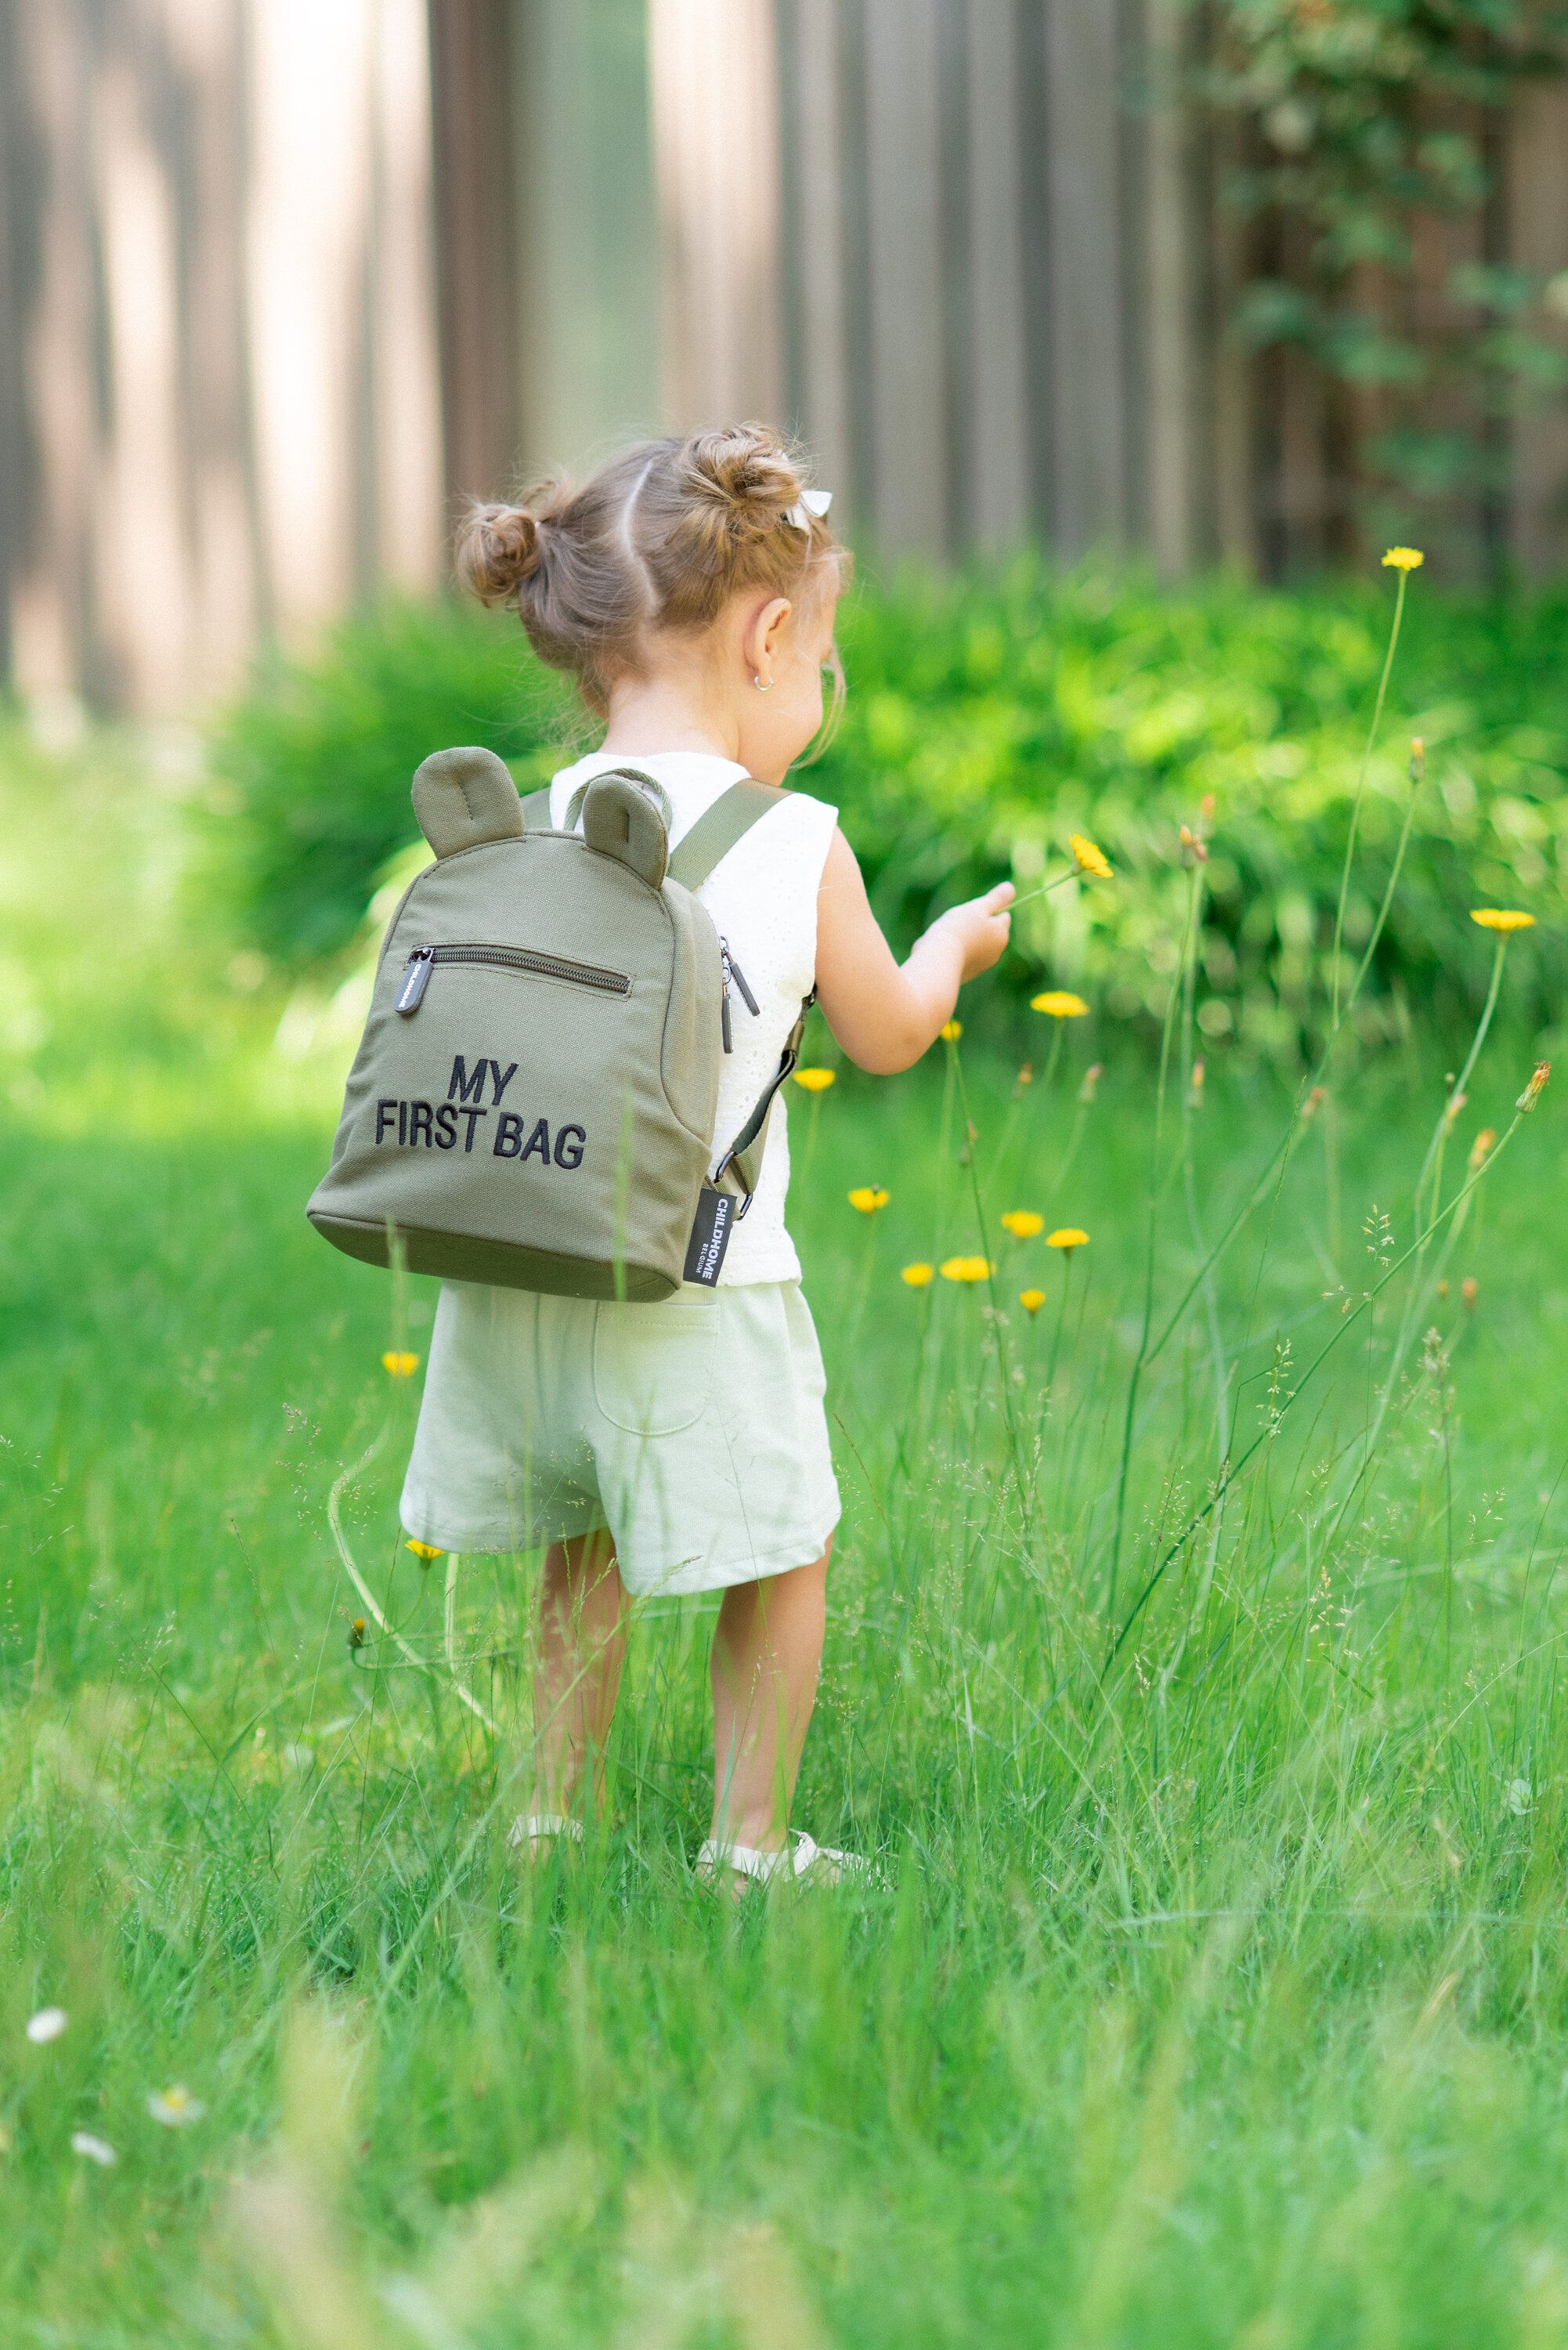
[[396, 943, 630, 1016], [718, 938, 760, 1054]]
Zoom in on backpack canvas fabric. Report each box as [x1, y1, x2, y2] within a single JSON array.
[[306, 747, 794, 1302]]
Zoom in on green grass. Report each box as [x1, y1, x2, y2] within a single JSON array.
[[5, 721, 1568, 2347]]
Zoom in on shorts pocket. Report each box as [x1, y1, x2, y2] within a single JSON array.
[[592, 1291, 717, 1437]]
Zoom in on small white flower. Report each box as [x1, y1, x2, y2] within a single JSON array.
[[1508, 1778, 1534, 1816], [281, 1744, 315, 1771], [147, 2084, 205, 2128], [70, 2131, 117, 2167], [25, 2007, 67, 2044]]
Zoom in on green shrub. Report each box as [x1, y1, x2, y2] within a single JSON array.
[[816, 561, 1568, 1047], [206, 599, 576, 962], [208, 564, 1568, 1045]]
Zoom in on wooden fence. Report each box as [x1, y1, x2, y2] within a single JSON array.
[[389, 0, 1568, 586], [0, 0, 443, 717], [4, 0, 1568, 714]]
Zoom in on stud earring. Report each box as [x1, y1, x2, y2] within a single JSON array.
[[753, 674, 773, 692]]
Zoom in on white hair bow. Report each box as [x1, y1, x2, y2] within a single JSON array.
[[784, 488, 833, 533]]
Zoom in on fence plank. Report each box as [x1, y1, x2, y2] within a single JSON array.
[[428, 0, 518, 503], [963, 0, 1028, 550], [781, 0, 852, 494], [1016, 0, 1055, 539], [862, 0, 948, 555], [648, 0, 782, 432], [1508, 81, 1568, 576], [1138, 0, 1195, 573], [513, 0, 659, 479], [1042, 0, 1128, 554]]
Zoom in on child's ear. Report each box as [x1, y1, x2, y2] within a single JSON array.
[[743, 595, 793, 685]]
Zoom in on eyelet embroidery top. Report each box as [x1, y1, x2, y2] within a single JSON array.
[[550, 751, 838, 1285]]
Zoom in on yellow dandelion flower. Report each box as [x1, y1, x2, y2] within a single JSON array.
[[381, 1350, 419, 1378], [1470, 908, 1535, 933], [1046, 1227, 1089, 1251], [1019, 1288, 1046, 1315], [848, 1185, 890, 1214], [1000, 1209, 1044, 1239], [1070, 833, 1114, 880], [901, 1262, 935, 1289], [940, 1018, 963, 1043], [348, 1618, 367, 1650], [1467, 1126, 1497, 1170], [939, 1255, 992, 1283], [1382, 546, 1425, 572], [406, 1539, 444, 1562], [1461, 1275, 1479, 1308], [1031, 990, 1089, 1018], [793, 1066, 836, 1093]]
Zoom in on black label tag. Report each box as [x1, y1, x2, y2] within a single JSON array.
[[684, 1186, 735, 1286]]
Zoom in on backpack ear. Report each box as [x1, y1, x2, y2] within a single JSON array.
[[580, 772, 669, 889], [411, 747, 524, 857]]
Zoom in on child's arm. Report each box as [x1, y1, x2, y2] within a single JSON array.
[[815, 826, 1014, 1075]]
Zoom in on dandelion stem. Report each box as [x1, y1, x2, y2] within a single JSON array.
[[1142, 760, 1424, 1381], [329, 1419, 500, 1738], [1107, 868, 1199, 1615], [1006, 867, 1079, 916], [1411, 936, 1508, 1238], [1179, 864, 1229, 1466], [948, 1038, 1032, 1530], [1325, 935, 1512, 1546], [1047, 1253, 1073, 1398], [1330, 569, 1407, 1032]]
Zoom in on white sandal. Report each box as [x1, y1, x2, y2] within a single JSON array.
[[508, 1813, 584, 1850], [696, 1830, 872, 1888]]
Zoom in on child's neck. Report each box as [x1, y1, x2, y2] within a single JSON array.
[[600, 673, 740, 763]]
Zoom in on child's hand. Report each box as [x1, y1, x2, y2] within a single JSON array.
[[817, 833, 1017, 1075], [925, 882, 1015, 982]]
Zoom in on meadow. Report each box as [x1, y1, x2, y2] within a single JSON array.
[[4, 585, 1568, 2346]]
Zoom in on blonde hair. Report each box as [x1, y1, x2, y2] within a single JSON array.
[[456, 424, 850, 721]]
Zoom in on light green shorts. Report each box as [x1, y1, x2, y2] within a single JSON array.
[[399, 1279, 840, 1597]]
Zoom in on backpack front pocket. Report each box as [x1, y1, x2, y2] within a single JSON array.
[[591, 1291, 718, 1436], [396, 944, 631, 1014]]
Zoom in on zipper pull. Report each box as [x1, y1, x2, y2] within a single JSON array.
[[719, 942, 735, 1052], [726, 944, 760, 1018], [396, 949, 434, 1014]]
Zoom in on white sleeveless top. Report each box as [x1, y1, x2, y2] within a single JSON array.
[[549, 751, 838, 1286]]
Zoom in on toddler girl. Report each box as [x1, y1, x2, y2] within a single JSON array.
[[399, 424, 1012, 1886]]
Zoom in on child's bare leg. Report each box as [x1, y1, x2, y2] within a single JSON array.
[[709, 1542, 830, 1854], [529, 1528, 626, 1828]]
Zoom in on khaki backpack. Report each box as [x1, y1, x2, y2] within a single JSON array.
[[305, 747, 807, 1301]]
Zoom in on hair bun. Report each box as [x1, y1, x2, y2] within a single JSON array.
[[455, 501, 545, 605], [685, 424, 800, 537]]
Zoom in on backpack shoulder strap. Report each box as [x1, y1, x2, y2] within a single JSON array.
[[666, 779, 784, 892], [519, 786, 555, 829], [712, 988, 816, 1211]]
